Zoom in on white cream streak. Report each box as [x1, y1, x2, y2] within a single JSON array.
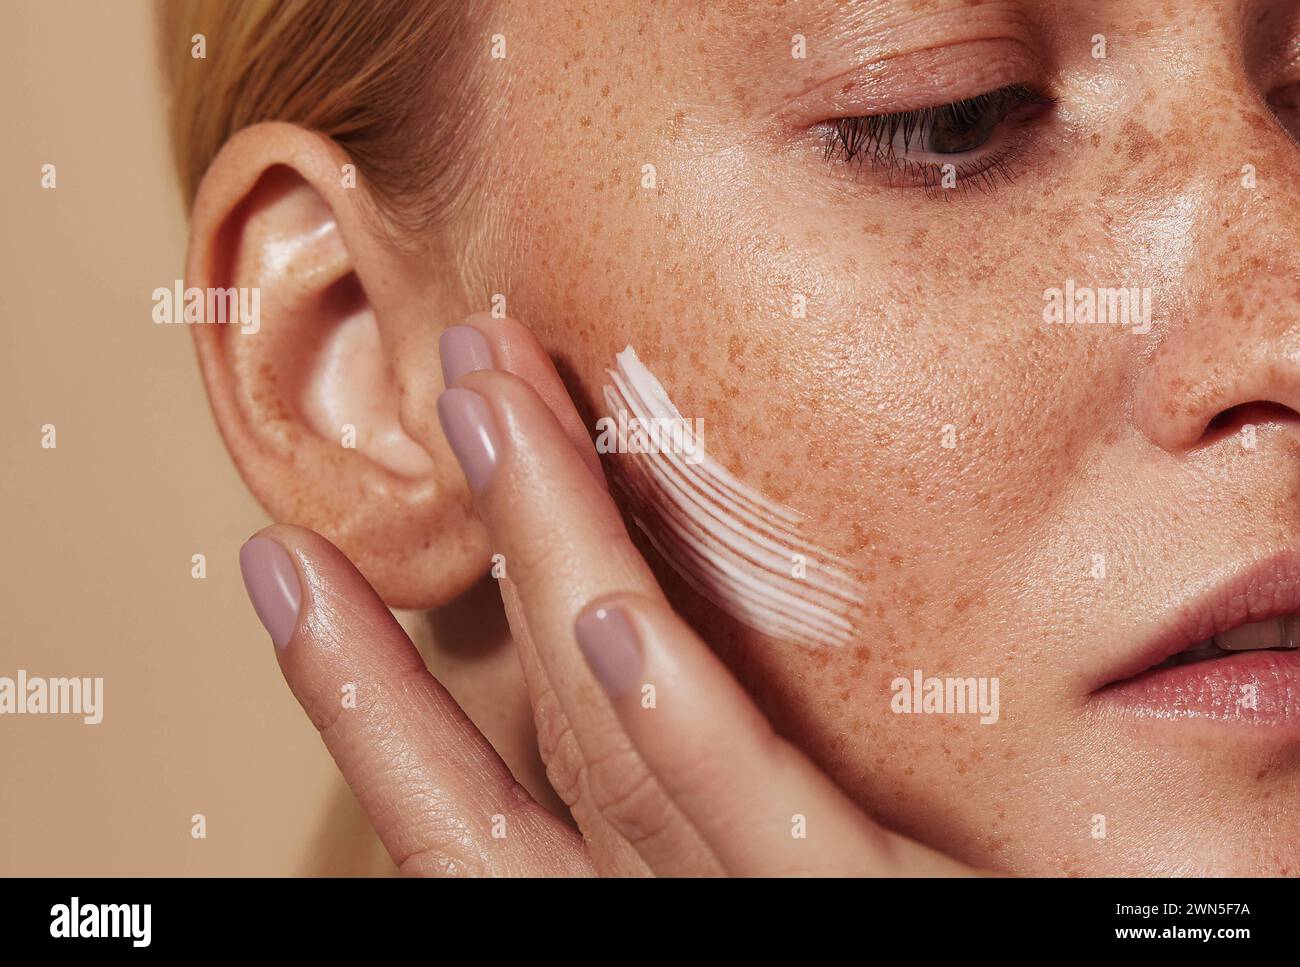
[[603, 346, 864, 648]]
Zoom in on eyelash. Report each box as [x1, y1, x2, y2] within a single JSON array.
[[822, 84, 1055, 196]]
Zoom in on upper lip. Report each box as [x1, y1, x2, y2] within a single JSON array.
[[1094, 549, 1300, 692]]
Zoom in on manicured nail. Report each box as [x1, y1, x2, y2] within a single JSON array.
[[575, 604, 643, 697], [239, 537, 303, 649], [438, 387, 500, 493], [440, 325, 494, 386]]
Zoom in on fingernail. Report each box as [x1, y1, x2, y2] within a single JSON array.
[[437, 387, 500, 493], [440, 325, 494, 386], [575, 604, 643, 697], [239, 537, 303, 649]]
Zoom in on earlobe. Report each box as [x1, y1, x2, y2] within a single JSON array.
[[185, 122, 490, 608]]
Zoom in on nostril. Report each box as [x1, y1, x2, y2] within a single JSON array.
[[1200, 400, 1300, 447]]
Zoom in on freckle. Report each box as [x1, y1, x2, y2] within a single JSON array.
[[1245, 112, 1273, 135], [952, 590, 986, 614], [1121, 119, 1158, 162], [727, 333, 744, 364], [1090, 132, 1101, 148]]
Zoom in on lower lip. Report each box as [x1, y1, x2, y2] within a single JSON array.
[[1099, 649, 1300, 725]]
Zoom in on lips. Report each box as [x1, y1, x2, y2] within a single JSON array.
[[1096, 551, 1300, 726]]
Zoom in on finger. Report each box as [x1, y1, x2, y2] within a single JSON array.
[[238, 523, 593, 876], [441, 315, 654, 874], [572, 593, 977, 876], [440, 312, 605, 485], [439, 348, 711, 869], [436, 346, 979, 875]]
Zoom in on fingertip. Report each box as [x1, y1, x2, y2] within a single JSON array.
[[440, 323, 496, 387], [575, 601, 644, 698], [239, 533, 304, 650], [449, 313, 608, 488], [437, 385, 502, 494], [237, 524, 363, 651]]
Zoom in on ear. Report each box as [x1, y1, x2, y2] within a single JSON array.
[[185, 122, 487, 607]]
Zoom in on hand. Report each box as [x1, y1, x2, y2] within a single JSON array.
[[238, 313, 979, 876]]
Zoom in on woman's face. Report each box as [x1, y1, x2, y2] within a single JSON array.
[[472, 0, 1300, 874]]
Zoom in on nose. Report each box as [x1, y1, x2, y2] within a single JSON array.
[[1136, 267, 1300, 454], [1132, 114, 1300, 455]]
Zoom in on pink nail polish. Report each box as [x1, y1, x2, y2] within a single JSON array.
[[575, 604, 643, 697], [239, 537, 303, 649], [437, 388, 501, 493], [440, 325, 494, 386]]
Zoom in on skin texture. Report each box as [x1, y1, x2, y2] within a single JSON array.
[[189, 0, 1300, 875], [239, 318, 974, 876]]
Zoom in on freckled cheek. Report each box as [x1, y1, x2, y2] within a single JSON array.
[[762, 337, 1027, 549], [514, 124, 1085, 607], [777, 666, 1027, 855], [513, 205, 1077, 851]]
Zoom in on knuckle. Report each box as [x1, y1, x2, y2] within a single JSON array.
[[531, 684, 569, 765], [314, 661, 430, 749], [584, 749, 675, 848], [530, 687, 685, 855], [392, 809, 491, 877], [540, 721, 585, 809], [532, 688, 590, 810], [397, 838, 490, 877], [305, 682, 348, 736]]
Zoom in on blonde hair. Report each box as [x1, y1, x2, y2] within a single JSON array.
[[156, 0, 489, 237]]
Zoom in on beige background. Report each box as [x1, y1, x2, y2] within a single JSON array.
[[0, 0, 385, 874]]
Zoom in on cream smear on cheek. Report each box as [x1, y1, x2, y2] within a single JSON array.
[[602, 346, 863, 648]]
